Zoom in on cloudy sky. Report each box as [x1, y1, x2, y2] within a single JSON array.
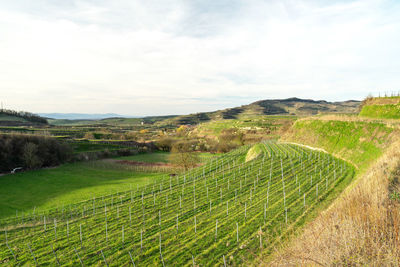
[[1, 0, 399, 116]]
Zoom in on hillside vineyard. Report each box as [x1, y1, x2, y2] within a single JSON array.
[[0, 142, 354, 266]]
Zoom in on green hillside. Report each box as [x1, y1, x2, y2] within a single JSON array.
[[275, 108, 400, 266], [0, 143, 354, 266], [0, 162, 164, 219], [281, 117, 399, 170], [0, 109, 47, 125], [0, 114, 26, 122], [359, 97, 400, 119]]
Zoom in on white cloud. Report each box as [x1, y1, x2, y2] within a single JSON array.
[[0, 0, 399, 115]]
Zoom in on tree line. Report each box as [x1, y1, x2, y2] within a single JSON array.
[[0, 109, 48, 124], [0, 134, 72, 173]]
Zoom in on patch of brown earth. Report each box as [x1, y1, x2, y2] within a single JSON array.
[[116, 160, 175, 167]]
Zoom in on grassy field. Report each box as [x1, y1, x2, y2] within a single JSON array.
[[0, 142, 354, 266], [0, 161, 165, 220], [0, 152, 215, 220]]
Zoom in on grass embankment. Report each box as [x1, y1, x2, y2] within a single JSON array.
[[272, 116, 400, 265], [281, 118, 398, 170], [359, 96, 400, 119], [245, 143, 265, 162]]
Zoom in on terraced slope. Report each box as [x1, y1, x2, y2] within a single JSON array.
[[0, 142, 354, 266], [282, 117, 399, 170]]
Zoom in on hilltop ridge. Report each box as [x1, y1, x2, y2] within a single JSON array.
[[0, 109, 47, 126], [161, 97, 360, 126], [359, 96, 400, 119]]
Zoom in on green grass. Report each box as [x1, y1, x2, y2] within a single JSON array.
[[282, 119, 397, 170], [0, 152, 214, 219], [359, 103, 400, 119], [245, 143, 264, 162], [0, 142, 354, 266], [0, 162, 164, 219]]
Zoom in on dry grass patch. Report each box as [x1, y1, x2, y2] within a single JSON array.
[[364, 97, 400, 106]]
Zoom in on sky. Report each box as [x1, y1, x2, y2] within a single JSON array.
[[1, 0, 400, 116]]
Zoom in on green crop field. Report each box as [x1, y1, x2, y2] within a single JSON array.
[[0, 142, 354, 266]]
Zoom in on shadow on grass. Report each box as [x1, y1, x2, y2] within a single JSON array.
[[0, 161, 165, 219]]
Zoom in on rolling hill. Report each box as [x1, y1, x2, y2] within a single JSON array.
[[40, 113, 132, 120], [41, 98, 359, 127], [158, 97, 360, 126], [0, 109, 48, 126]]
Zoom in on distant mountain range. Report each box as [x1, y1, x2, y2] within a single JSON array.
[[39, 113, 139, 120]]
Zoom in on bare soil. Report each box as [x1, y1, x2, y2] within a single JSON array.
[[115, 160, 176, 167]]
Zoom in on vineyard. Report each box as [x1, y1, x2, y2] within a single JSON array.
[[0, 142, 354, 266]]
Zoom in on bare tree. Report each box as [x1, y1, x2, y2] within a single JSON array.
[[22, 142, 42, 169], [168, 140, 199, 170]]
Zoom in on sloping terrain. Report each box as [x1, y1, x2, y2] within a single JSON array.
[[359, 96, 400, 119], [268, 114, 400, 265], [0, 143, 354, 266], [281, 116, 398, 169], [0, 110, 47, 126]]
